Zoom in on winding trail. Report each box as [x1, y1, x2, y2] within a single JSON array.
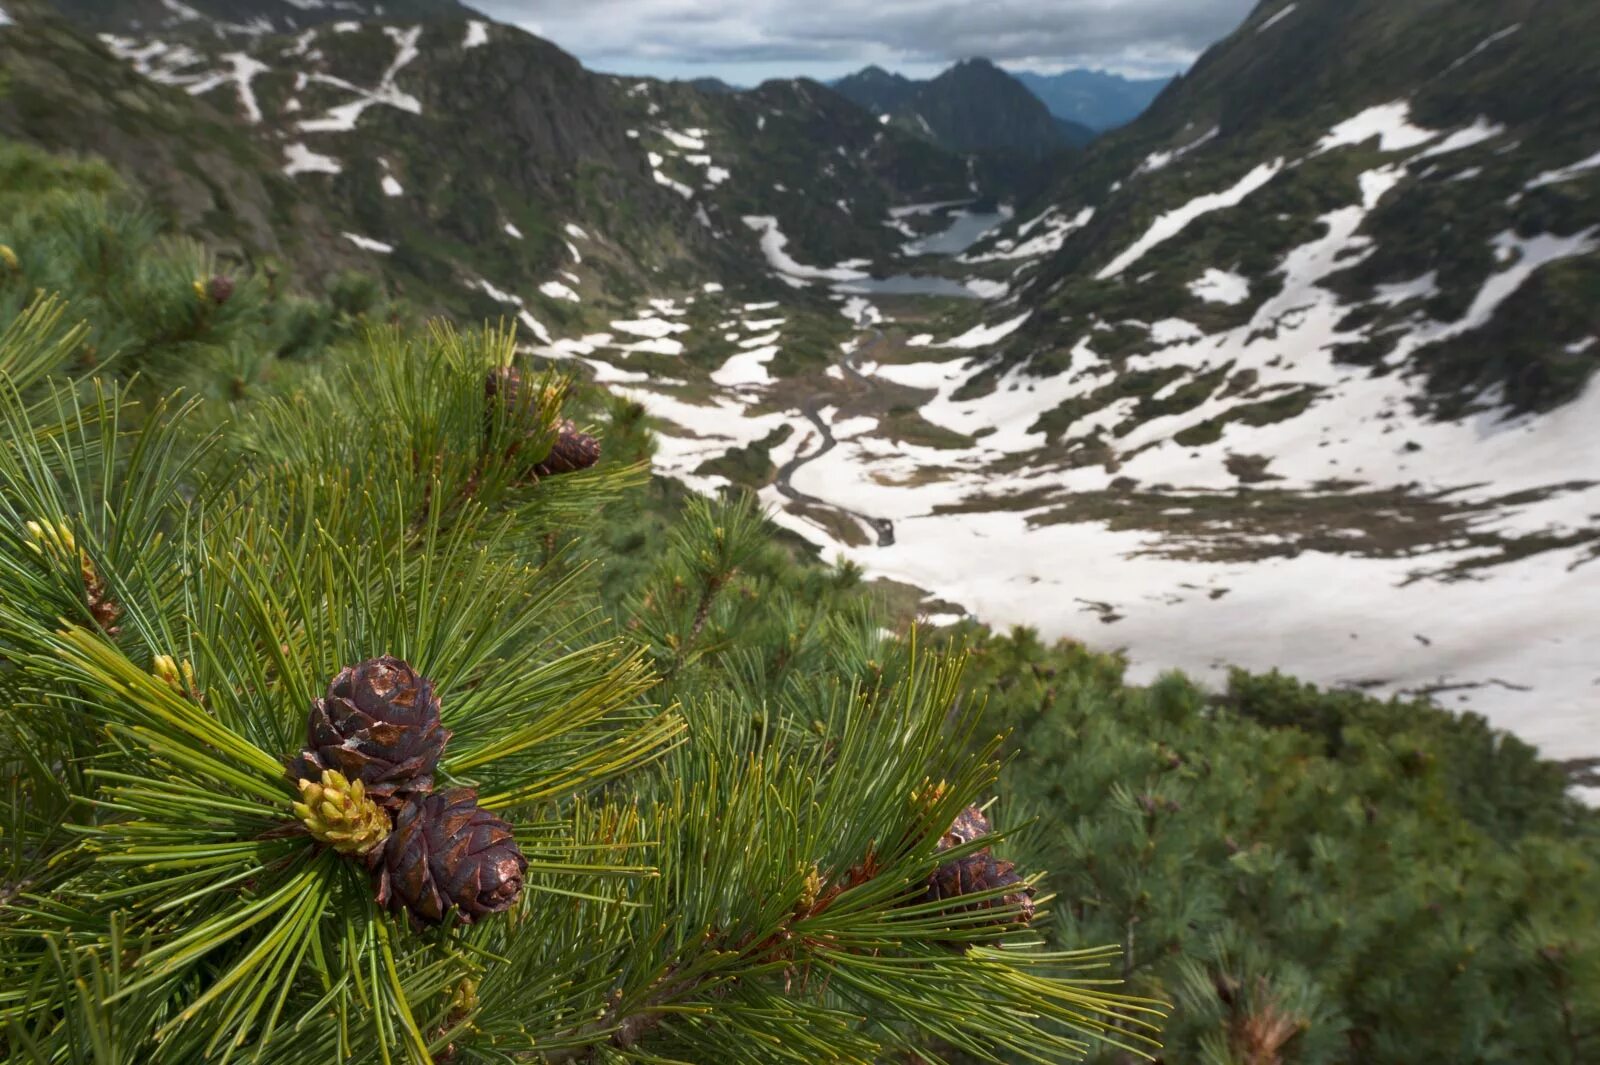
[[773, 328, 896, 547]]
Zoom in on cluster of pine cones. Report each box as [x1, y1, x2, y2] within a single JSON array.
[[485, 367, 601, 480], [923, 805, 1035, 925], [289, 657, 526, 925]]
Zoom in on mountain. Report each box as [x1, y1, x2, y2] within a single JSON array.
[[981, 0, 1600, 418], [1014, 69, 1173, 131], [47, 0, 468, 34], [16, 0, 1600, 785], [832, 64, 918, 115], [835, 58, 1085, 158], [686, 76, 738, 94], [9, 0, 973, 328]]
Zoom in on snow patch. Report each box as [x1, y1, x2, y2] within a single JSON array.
[[1098, 161, 1284, 279], [1526, 149, 1600, 191], [1134, 126, 1218, 176], [342, 232, 393, 254], [1255, 3, 1296, 32], [463, 20, 489, 49], [742, 216, 869, 283], [711, 346, 781, 388], [539, 281, 580, 303], [611, 317, 690, 339], [1189, 268, 1250, 304], [1317, 102, 1438, 155], [283, 142, 342, 177]]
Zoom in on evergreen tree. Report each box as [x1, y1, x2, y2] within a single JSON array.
[[0, 140, 1164, 1063]]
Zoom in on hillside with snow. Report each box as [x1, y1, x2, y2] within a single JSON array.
[[9, 0, 1600, 793]]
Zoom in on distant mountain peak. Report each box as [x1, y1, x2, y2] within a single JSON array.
[[1012, 68, 1173, 131], [836, 58, 1083, 156]]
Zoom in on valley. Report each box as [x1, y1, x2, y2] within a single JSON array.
[[3, 0, 1598, 796]]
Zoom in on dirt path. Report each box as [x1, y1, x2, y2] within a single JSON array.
[[773, 329, 896, 547]]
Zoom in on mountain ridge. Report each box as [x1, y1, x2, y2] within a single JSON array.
[[835, 57, 1090, 156], [1012, 68, 1173, 131]]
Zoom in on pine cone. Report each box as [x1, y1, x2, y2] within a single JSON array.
[[294, 769, 391, 856], [485, 366, 542, 411], [923, 805, 1035, 925], [531, 419, 601, 477], [485, 369, 597, 478], [372, 788, 526, 925], [207, 275, 235, 304], [292, 657, 450, 805]]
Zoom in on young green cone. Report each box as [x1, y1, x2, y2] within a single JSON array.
[[294, 769, 392, 856]]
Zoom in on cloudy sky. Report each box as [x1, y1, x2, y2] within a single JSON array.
[[471, 0, 1262, 84]]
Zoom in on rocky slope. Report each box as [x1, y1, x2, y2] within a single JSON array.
[[14, 0, 1600, 786], [526, 0, 1600, 782], [48, 0, 467, 35], [15, 0, 979, 328]]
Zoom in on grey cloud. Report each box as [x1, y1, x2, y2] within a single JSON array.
[[470, 0, 1261, 74]]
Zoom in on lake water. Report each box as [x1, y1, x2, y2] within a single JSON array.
[[834, 275, 982, 298], [904, 210, 1008, 256]]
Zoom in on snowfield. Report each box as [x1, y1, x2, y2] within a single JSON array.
[[587, 124, 1600, 797]]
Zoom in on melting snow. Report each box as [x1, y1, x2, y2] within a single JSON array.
[[1134, 127, 1219, 176], [504, 222, 523, 239], [661, 128, 706, 150], [1316, 102, 1439, 154], [1189, 268, 1251, 304], [381, 174, 404, 197], [1098, 161, 1284, 279], [1256, 3, 1297, 32], [611, 317, 690, 339], [942, 312, 1032, 350], [283, 142, 342, 176], [964, 207, 1095, 263], [1526, 149, 1600, 190], [1413, 118, 1504, 161], [711, 346, 781, 387], [742, 216, 869, 282], [1443, 24, 1522, 76], [342, 232, 393, 253], [463, 20, 489, 49], [0, 6, 10, 25], [183, 51, 271, 124], [539, 281, 580, 303], [298, 25, 423, 133]]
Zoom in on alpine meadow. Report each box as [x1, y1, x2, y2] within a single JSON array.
[[0, 0, 1596, 1063]]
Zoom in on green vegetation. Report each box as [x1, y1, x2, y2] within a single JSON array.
[[0, 135, 1167, 1065], [3, 3, 1600, 1047]]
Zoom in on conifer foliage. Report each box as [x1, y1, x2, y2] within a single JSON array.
[[0, 140, 1163, 1063]]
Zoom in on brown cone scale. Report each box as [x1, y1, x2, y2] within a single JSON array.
[[291, 656, 450, 805], [532, 419, 602, 477], [484, 368, 600, 479], [373, 787, 526, 925], [923, 805, 1035, 925]]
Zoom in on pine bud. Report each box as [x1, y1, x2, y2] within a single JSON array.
[[796, 863, 823, 915], [152, 654, 202, 700], [0, 244, 19, 270], [152, 654, 182, 688], [294, 770, 391, 856], [26, 518, 121, 633], [24, 519, 76, 559]]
